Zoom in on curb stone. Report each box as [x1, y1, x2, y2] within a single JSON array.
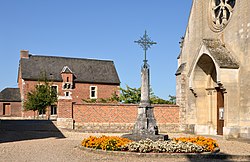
[[78, 146, 250, 160]]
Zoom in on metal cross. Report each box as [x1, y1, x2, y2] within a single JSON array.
[[134, 30, 157, 66]]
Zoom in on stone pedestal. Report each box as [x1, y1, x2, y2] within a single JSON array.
[[123, 64, 168, 141]]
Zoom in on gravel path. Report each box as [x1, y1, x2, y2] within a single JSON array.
[[0, 130, 250, 162]]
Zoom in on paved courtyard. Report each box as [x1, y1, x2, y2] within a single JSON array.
[[1, 128, 250, 162]]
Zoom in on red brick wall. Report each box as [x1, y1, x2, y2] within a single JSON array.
[[21, 80, 119, 117], [58, 99, 73, 118], [73, 103, 179, 124], [71, 82, 119, 103], [61, 73, 73, 82], [21, 80, 119, 103], [72, 103, 180, 133], [22, 110, 37, 118], [154, 105, 180, 123], [0, 102, 22, 117], [73, 103, 137, 123]]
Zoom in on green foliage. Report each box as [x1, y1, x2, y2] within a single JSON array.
[[150, 96, 172, 104], [82, 98, 98, 103], [24, 77, 57, 114], [109, 91, 120, 102], [119, 85, 141, 104], [81, 85, 176, 105], [82, 92, 120, 103], [168, 95, 176, 104], [119, 85, 175, 104]]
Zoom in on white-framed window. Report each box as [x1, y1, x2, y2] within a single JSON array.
[[58, 91, 72, 100], [90, 86, 97, 99], [65, 91, 71, 97], [51, 105, 57, 115], [51, 85, 58, 97], [63, 83, 73, 89]]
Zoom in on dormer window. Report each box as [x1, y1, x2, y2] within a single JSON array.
[[61, 66, 74, 90]]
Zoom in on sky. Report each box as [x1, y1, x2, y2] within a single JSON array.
[[0, 0, 192, 100]]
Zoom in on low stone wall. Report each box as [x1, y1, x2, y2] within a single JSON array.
[[73, 103, 180, 133], [74, 123, 180, 133], [74, 123, 134, 133]]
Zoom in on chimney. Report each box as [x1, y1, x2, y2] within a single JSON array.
[[20, 50, 29, 59]]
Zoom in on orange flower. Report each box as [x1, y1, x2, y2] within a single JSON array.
[[173, 136, 219, 152], [82, 135, 132, 151]]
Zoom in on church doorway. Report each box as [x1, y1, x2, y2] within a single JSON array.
[[192, 54, 224, 135], [216, 87, 224, 135]]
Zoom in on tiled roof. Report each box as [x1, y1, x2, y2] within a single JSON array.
[[19, 55, 120, 84], [0, 88, 21, 102]]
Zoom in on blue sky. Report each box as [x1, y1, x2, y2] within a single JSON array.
[[0, 0, 192, 99]]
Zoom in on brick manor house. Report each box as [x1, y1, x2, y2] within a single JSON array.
[[0, 50, 120, 119]]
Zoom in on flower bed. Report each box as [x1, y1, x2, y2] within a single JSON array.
[[82, 135, 132, 151], [173, 136, 219, 152], [81, 136, 220, 153]]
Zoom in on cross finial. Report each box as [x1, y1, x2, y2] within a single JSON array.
[[134, 30, 157, 67]]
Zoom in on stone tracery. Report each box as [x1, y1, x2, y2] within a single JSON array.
[[211, 0, 236, 30]]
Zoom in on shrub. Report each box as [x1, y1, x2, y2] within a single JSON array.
[[82, 136, 132, 151]]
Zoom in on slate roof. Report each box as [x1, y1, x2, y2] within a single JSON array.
[[19, 55, 120, 84], [202, 39, 239, 69], [0, 88, 21, 102]]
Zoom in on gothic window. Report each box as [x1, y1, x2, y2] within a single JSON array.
[[210, 0, 236, 31]]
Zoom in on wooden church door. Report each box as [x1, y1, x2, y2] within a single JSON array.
[[217, 88, 224, 135]]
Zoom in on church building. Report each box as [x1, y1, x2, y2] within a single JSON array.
[[176, 0, 250, 139]]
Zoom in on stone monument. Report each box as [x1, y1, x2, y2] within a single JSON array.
[[123, 31, 168, 141]]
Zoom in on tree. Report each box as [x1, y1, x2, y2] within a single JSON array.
[[119, 85, 141, 104], [24, 78, 57, 118], [81, 85, 176, 104], [150, 96, 171, 104], [168, 95, 176, 104], [119, 85, 175, 104]]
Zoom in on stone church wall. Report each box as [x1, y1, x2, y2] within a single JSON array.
[[177, 0, 250, 139]]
